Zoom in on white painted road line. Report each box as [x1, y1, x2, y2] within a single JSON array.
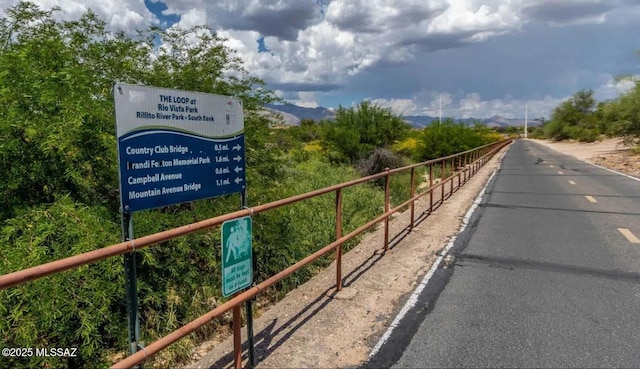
[[550, 165, 555, 168], [368, 170, 498, 359], [583, 161, 640, 182], [618, 228, 640, 244], [568, 181, 576, 185], [558, 171, 564, 175], [585, 196, 597, 203]]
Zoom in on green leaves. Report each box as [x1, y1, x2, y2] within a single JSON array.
[[542, 80, 640, 141], [0, 196, 122, 368], [321, 101, 411, 163], [416, 119, 497, 160], [0, 2, 281, 367]]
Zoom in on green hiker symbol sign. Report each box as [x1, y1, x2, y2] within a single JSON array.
[[221, 216, 253, 297]]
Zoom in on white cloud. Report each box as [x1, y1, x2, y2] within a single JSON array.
[[289, 91, 319, 108], [451, 93, 566, 119], [369, 98, 418, 115], [1, 0, 156, 31], [3, 0, 638, 122], [173, 7, 206, 29], [374, 74, 637, 119], [216, 0, 525, 91], [594, 76, 637, 100], [218, 21, 378, 89], [15, 0, 631, 97]]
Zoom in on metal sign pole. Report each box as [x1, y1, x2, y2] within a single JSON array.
[[242, 189, 256, 368], [114, 83, 247, 367], [122, 210, 141, 366]]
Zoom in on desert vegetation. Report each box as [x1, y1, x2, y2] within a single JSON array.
[[530, 78, 640, 143]]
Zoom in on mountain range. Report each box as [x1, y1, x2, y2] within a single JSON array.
[[265, 103, 540, 128]]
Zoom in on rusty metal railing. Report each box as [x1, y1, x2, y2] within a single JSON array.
[[0, 139, 511, 368]]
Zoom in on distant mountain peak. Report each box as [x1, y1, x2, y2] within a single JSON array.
[[265, 103, 336, 124], [265, 103, 539, 128]]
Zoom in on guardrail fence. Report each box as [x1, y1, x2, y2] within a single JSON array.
[[0, 139, 512, 369]]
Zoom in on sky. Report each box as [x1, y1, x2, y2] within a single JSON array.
[[2, 0, 639, 119]]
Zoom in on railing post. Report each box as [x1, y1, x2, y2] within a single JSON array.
[[429, 163, 433, 213], [335, 188, 343, 291], [410, 168, 416, 229], [441, 159, 445, 202], [463, 154, 467, 183], [449, 158, 454, 198], [233, 303, 242, 369], [457, 155, 462, 190], [471, 151, 475, 174], [471, 150, 478, 176], [384, 168, 390, 252]]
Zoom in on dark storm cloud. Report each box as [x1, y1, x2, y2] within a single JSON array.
[[326, 1, 447, 34], [521, 0, 615, 24], [269, 82, 342, 92], [216, 1, 321, 41], [341, 18, 638, 102]]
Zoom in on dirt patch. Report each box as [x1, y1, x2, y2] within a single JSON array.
[[188, 149, 508, 369], [532, 138, 640, 178]]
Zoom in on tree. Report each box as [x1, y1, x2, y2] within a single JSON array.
[[415, 119, 501, 160], [605, 82, 640, 137], [0, 3, 281, 367], [545, 89, 599, 141], [321, 101, 411, 163]]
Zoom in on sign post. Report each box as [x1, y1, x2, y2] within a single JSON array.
[[121, 212, 140, 359], [241, 191, 257, 368], [114, 83, 246, 361], [222, 215, 254, 369]]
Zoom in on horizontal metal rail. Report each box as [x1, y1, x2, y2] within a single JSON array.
[[0, 139, 512, 369]]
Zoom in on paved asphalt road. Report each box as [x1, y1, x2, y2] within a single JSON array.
[[367, 140, 640, 368]]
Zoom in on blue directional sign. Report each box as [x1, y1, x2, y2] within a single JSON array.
[[114, 83, 245, 213]]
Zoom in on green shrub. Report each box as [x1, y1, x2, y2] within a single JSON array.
[[255, 158, 383, 295], [578, 129, 600, 142], [0, 197, 123, 368], [416, 119, 498, 160], [320, 101, 411, 163]]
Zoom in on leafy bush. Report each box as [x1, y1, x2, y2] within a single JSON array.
[[0, 3, 286, 367], [356, 148, 406, 178], [254, 157, 383, 295], [0, 196, 123, 368], [539, 82, 640, 141], [415, 119, 499, 160], [321, 101, 411, 163]]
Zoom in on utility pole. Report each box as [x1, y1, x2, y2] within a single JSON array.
[[439, 95, 442, 123], [524, 103, 528, 139]]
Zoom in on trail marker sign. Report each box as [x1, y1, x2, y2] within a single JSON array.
[[221, 216, 253, 297], [114, 83, 245, 213]]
